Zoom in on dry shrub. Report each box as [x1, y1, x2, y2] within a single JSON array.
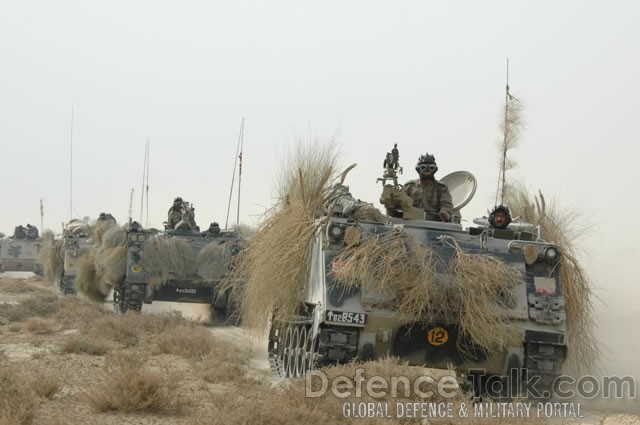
[[39, 230, 64, 283], [29, 367, 63, 399], [84, 351, 188, 414], [0, 293, 60, 322], [140, 237, 195, 285], [54, 296, 108, 329], [231, 140, 340, 331], [23, 317, 57, 334], [334, 231, 522, 354], [59, 333, 112, 355], [0, 278, 40, 293], [154, 324, 216, 359], [0, 362, 39, 425], [74, 249, 102, 302], [504, 184, 599, 371], [75, 226, 127, 301], [197, 341, 252, 383], [85, 313, 142, 347]]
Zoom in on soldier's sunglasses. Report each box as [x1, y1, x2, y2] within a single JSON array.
[[417, 164, 437, 173]]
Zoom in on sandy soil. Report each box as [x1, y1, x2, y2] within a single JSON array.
[[0, 272, 638, 425]]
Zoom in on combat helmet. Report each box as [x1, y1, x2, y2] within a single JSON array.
[[416, 153, 438, 174]]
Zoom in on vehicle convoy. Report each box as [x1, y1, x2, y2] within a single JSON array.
[[267, 146, 568, 398], [0, 224, 44, 275], [114, 199, 245, 323]]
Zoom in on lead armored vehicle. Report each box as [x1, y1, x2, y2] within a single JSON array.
[[0, 225, 44, 275], [114, 207, 245, 323], [267, 146, 568, 399]]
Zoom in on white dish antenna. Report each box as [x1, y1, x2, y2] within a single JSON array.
[[440, 171, 477, 211]]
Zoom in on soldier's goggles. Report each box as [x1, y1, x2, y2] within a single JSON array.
[[416, 164, 437, 172]]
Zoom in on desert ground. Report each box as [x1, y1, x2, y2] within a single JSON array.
[[1, 272, 638, 425]]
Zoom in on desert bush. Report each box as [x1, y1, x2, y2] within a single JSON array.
[[154, 324, 216, 359], [0, 362, 39, 425], [59, 333, 111, 355], [84, 351, 188, 414], [23, 317, 57, 334]]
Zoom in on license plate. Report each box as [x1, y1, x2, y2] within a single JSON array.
[[326, 310, 367, 325]]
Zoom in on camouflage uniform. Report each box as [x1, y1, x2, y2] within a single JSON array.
[[167, 207, 183, 229], [403, 179, 453, 221]]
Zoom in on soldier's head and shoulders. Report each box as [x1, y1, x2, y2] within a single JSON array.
[[404, 153, 449, 193]]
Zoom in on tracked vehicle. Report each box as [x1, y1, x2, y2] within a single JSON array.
[[268, 146, 568, 399], [58, 220, 93, 295], [114, 220, 245, 323], [0, 225, 44, 275]]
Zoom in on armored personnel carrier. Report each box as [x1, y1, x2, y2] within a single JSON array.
[[58, 220, 93, 295], [114, 214, 245, 323], [267, 146, 568, 399], [0, 225, 44, 275]]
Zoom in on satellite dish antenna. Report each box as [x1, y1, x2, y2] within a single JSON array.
[[440, 171, 477, 211]]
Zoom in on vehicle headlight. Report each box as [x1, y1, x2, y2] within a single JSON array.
[[544, 247, 559, 261], [137, 234, 146, 242], [128, 233, 137, 242], [328, 224, 345, 241]]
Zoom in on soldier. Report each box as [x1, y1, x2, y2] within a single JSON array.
[[403, 153, 453, 222], [13, 225, 27, 239], [208, 222, 221, 236], [25, 224, 39, 239], [488, 205, 512, 229], [167, 197, 185, 229]]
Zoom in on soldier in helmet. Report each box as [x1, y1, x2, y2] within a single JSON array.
[[208, 222, 221, 236], [25, 224, 39, 239], [402, 153, 453, 222], [488, 204, 512, 229], [167, 197, 185, 229]]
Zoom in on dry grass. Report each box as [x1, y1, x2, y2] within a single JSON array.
[[39, 230, 64, 283], [23, 317, 57, 334], [84, 350, 188, 414], [75, 226, 127, 301], [0, 361, 39, 425], [53, 295, 109, 329], [0, 278, 40, 293], [230, 140, 342, 331], [504, 184, 599, 371], [0, 293, 60, 322], [29, 368, 63, 399], [74, 249, 102, 302], [59, 333, 112, 355], [333, 231, 522, 354], [154, 324, 217, 359]]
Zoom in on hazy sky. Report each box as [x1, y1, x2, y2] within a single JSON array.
[[2, 1, 639, 312]]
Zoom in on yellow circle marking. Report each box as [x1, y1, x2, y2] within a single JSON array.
[[427, 327, 449, 346], [131, 264, 142, 273]]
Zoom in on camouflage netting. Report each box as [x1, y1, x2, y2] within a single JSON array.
[[39, 230, 64, 283], [75, 226, 127, 302], [332, 231, 523, 354], [138, 237, 238, 287], [230, 140, 342, 331], [504, 182, 599, 372], [140, 237, 195, 285], [196, 242, 234, 281]]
